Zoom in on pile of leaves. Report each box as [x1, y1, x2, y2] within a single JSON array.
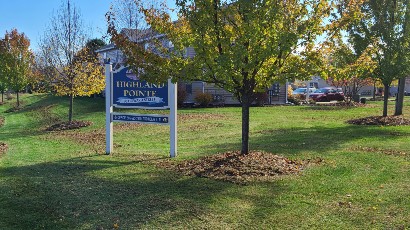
[[338, 102, 369, 107], [0, 116, 4, 127], [46, 120, 92, 131], [0, 142, 8, 155], [347, 116, 410, 126], [157, 151, 322, 184]]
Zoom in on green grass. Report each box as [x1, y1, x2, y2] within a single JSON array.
[[0, 94, 409, 229]]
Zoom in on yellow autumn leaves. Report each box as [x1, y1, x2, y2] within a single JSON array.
[[53, 47, 105, 98]]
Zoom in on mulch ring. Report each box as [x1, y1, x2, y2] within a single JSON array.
[[337, 102, 370, 107], [0, 142, 8, 156], [347, 116, 410, 126], [156, 151, 322, 184], [313, 101, 371, 108], [0, 116, 4, 127], [46, 120, 93, 131]]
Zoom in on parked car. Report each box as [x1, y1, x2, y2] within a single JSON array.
[[309, 87, 345, 102], [292, 87, 316, 96]]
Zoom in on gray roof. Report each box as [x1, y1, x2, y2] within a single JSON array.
[[95, 43, 117, 53]]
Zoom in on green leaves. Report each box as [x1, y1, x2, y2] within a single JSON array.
[[0, 29, 34, 94]]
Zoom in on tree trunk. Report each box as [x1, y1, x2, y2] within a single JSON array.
[[1, 91, 3, 103], [241, 100, 250, 155], [68, 94, 73, 122], [373, 81, 376, 101], [394, 77, 405, 116], [383, 83, 390, 117], [16, 91, 20, 107]]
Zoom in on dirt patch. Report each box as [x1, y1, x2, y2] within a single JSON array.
[[178, 113, 227, 121], [53, 129, 113, 153], [157, 151, 322, 184], [46, 121, 93, 131], [0, 116, 4, 127], [0, 142, 8, 156], [45, 122, 142, 153], [113, 123, 143, 131], [347, 116, 410, 126], [350, 146, 407, 157], [31, 105, 62, 126], [50, 127, 131, 153], [181, 123, 224, 132]]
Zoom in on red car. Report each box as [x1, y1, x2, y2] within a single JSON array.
[[309, 87, 345, 102]]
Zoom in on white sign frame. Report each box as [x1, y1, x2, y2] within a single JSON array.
[[105, 64, 177, 158]]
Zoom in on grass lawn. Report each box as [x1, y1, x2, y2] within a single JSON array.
[[0, 93, 409, 229]]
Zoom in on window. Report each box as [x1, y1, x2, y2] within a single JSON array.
[[186, 84, 192, 94]]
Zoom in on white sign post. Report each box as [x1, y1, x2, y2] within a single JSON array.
[[169, 79, 177, 158], [105, 64, 177, 157], [105, 63, 113, 154]]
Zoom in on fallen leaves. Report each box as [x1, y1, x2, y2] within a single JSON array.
[[46, 121, 93, 131], [0, 116, 4, 127], [350, 146, 407, 156], [347, 116, 410, 126], [157, 151, 322, 184], [0, 142, 8, 156], [178, 113, 227, 122]]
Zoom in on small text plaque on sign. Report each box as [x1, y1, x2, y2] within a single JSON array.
[[112, 68, 169, 109], [112, 113, 169, 124]]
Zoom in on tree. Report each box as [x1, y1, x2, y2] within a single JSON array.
[[108, 0, 340, 154], [0, 70, 7, 103], [52, 47, 105, 101], [0, 29, 34, 107], [109, 0, 157, 41], [0, 49, 8, 103], [39, 0, 104, 121], [323, 39, 376, 102], [86, 38, 106, 54], [346, 0, 410, 117], [394, 1, 410, 115]]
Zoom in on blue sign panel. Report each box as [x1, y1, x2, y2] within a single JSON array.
[[112, 67, 169, 109], [112, 113, 169, 124]]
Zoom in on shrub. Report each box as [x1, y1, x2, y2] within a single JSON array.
[[308, 98, 316, 104], [254, 92, 268, 106], [288, 94, 305, 105], [287, 85, 293, 97], [195, 92, 213, 107], [6, 93, 14, 100], [177, 85, 187, 108]]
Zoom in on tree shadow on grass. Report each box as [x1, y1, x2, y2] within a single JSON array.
[[0, 155, 260, 229]]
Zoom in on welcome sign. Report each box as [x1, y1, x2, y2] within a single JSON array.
[[112, 67, 169, 109], [106, 65, 177, 158]]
